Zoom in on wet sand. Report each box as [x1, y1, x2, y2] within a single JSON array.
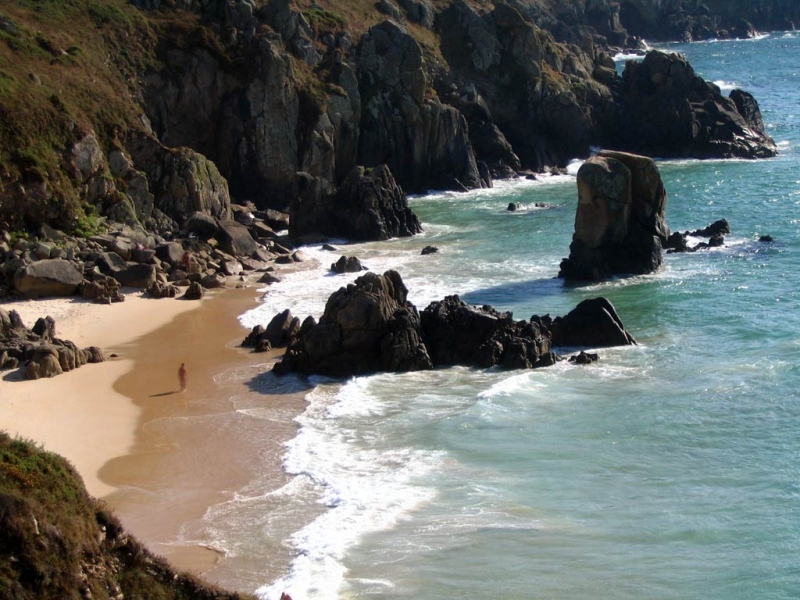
[[99, 286, 307, 586], [1, 285, 308, 589]]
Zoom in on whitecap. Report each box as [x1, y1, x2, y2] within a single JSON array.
[[712, 79, 738, 92]]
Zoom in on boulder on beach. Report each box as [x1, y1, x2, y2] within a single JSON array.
[[0, 308, 107, 379], [12, 259, 83, 297]]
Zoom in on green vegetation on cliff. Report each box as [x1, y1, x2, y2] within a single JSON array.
[[0, 431, 253, 600], [0, 0, 785, 240], [0, 0, 157, 231]]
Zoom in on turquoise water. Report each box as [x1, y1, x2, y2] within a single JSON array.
[[196, 34, 800, 599]]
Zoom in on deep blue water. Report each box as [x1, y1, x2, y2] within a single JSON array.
[[183, 33, 800, 600]]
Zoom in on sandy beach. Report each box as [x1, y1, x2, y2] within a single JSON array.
[[0, 291, 201, 497], [0, 283, 306, 589]]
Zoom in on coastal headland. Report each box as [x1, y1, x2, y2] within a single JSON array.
[[1, 0, 798, 598]]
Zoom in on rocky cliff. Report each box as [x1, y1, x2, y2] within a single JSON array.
[[0, 0, 783, 243]]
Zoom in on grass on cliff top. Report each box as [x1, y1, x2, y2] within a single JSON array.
[[0, 0, 157, 230]]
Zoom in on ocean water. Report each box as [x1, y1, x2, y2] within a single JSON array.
[[189, 33, 800, 599]]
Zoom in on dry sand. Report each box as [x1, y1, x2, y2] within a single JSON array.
[[0, 291, 201, 497], [0, 284, 307, 585]]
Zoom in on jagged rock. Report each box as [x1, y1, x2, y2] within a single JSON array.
[[0, 308, 107, 379], [241, 324, 274, 353], [569, 350, 599, 364], [65, 133, 105, 183], [13, 259, 84, 297], [420, 295, 556, 369], [183, 281, 204, 300], [264, 309, 301, 347], [549, 297, 637, 348], [200, 273, 227, 289], [356, 20, 482, 192], [469, 121, 522, 177], [377, 0, 404, 21], [274, 272, 634, 377], [220, 259, 243, 276], [147, 281, 179, 298], [31, 316, 56, 340], [215, 219, 257, 257], [614, 51, 777, 159], [730, 89, 767, 133], [291, 165, 422, 241], [275, 271, 432, 376], [666, 219, 731, 253], [257, 209, 290, 231], [687, 219, 730, 238], [397, 0, 434, 28], [185, 211, 219, 239], [126, 137, 232, 226], [114, 264, 157, 289], [258, 272, 281, 285], [95, 253, 156, 289], [559, 150, 668, 281], [25, 344, 63, 379], [421, 246, 438, 255], [155, 241, 185, 265], [241, 324, 266, 347], [81, 272, 124, 303], [331, 256, 365, 274]]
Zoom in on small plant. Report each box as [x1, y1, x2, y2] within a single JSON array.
[[0, 69, 17, 96], [73, 205, 104, 238], [303, 7, 346, 31]]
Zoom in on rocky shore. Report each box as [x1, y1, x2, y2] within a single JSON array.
[[0, 0, 780, 251]]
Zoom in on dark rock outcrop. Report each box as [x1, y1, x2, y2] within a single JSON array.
[[0, 0, 784, 250], [559, 150, 669, 281], [0, 308, 106, 379], [356, 20, 483, 193], [549, 297, 637, 347], [274, 271, 635, 377], [291, 165, 422, 241], [215, 219, 258, 257], [611, 51, 777, 160], [275, 270, 432, 376], [331, 256, 366, 274], [183, 281, 205, 300], [420, 295, 557, 369], [665, 219, 732, 253]]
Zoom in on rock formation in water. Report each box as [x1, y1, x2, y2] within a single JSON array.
[[273, 270, 636, 377], [559, 150, 669, 281], [609, 51, 778, 159]]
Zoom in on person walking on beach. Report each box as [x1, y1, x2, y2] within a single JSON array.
[[179, 363, 187, 392]]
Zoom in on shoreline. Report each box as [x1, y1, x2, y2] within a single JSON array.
[[0, 283, 308, 589], [98, 285, 308, 588]]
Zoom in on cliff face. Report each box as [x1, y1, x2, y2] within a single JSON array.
[[0, 0, 785, 241]]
